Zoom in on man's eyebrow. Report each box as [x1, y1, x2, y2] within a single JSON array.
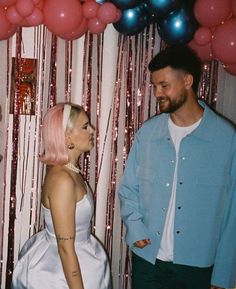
[[150, 80, 167, 85]]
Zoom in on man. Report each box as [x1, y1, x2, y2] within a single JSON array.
[[118, 45, 236, 289]]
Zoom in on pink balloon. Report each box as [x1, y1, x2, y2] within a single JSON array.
[[6, 5, 23, 24], [32, 0, 41, 4], [36, 0, 44, 10], [59, 17, 88, 40], [20, 18, 31, 27], [212, 18, 236, 64], [82, 1, 99, 19], [43, 0, 83, 35], [194, 0, 231, 27], [188, 40, 214, 63], [233, 0, 236, 18], [16, 0, 34, 17], [224, 63, 236, 75], [26, 7, 43, 26], [193, 27, 212, 46], [88, 17, 106, 34], [0, 7, 18, 39], [0, 0, 16, 7], [97, 3, 117, 24], [114, 9, 122, 23]]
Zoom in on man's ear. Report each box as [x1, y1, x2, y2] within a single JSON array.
[[184, 74, 193, 90]]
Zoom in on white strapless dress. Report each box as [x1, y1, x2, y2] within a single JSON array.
[[12, 191, 111, 289]]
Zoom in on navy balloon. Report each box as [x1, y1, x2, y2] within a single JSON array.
[[157, 5, 198, 44], [113, 4, 149, 36], [142, 3, 164, 25], [110, 0, 143, 10], [146, 0, 182, 19]]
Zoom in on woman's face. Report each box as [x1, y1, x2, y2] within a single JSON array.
[[69, 110, 95, 154]]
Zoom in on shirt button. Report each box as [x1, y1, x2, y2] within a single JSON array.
[[176, 231, 180, 234], [166, 183, 170, 187], [177, 206, 182, 210], [170, 160, 175, 164], [162, 207, 166, 211], [157, 231, 161, 235], [179, 181, 183, 185], [182, 156, 186, 161]]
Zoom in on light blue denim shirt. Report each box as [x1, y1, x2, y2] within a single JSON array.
[[118, 102, 236, 288]]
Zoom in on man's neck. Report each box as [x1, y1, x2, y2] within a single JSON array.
[[170, 98, 203, 127]]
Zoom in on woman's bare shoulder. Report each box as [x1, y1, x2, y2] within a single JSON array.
[[42, 166, 76, 206]]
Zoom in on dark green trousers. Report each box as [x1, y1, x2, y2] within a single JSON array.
[[132, 253, 213, 289]]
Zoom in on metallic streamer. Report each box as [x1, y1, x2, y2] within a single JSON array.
[[49, 34, 57, 107], [65, 40, 73, 102], [34, 26, 45, 228], [0, 35, 12, 288], [5, 28, 22, 289], [80, 33, 93, 183], [198, 60, 219, 107]]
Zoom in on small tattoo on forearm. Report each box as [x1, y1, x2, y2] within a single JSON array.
[[72, 270, 79, 277], [56, 235, 75, 242]]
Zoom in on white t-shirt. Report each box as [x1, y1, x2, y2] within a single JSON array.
[[157, 116, 202, 261]]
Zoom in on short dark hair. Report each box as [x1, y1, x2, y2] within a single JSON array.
[[148, 45, 202, 93]]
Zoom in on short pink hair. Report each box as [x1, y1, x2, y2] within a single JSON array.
[[40, 103, 82, 165]]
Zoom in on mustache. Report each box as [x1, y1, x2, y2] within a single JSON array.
[[156, 96, 167, 102]]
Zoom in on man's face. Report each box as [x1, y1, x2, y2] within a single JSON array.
[[151, 66, 189, 113]]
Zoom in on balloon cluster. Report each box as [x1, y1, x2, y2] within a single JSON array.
[[0, 0, 121, 41], [112, 0, 198, 44], [189, 0, 236, 76], [0, 0, 198, 44]]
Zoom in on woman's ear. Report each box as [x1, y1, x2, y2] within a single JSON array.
[[184, 74, 193, 90], [65, 133, 75, 150], [65, 133, 73, 146]]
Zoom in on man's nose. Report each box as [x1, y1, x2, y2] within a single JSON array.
[[153, 86, 162, 97]]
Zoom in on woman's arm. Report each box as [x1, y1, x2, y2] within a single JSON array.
[[48, 170, 84, 289]]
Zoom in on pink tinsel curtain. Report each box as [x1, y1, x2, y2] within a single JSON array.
[[0, 25, 220, 289]]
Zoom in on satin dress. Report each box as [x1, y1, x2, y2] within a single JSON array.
[[12, 191, 111, 289]]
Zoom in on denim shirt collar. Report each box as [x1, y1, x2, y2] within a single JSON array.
[[153, 100, 216, 142]]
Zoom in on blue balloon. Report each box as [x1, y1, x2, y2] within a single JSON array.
[[96, 0, 106, 3], [113, 4, 149, 36], [110, 0, 143, 10], [146, 0, 182, 19], [157, 5, 198, 44], [142, 3, 162, 25]]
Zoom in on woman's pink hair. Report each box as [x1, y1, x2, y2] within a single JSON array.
[[40, 103, 82, 165]]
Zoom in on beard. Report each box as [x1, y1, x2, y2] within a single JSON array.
[[157, 92, 187, 113]]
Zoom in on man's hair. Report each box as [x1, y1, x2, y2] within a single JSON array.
[[148, 45, 202, 93]]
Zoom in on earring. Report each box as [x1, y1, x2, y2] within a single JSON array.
[[68, 143, 75, 150]]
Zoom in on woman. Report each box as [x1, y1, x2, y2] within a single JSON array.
[[12, 103, 111, 289]]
